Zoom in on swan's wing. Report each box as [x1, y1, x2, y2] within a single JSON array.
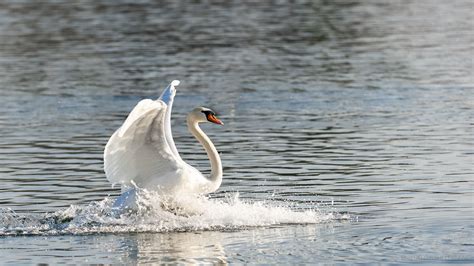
[[104, 81, 182, 187], [158, 80, 181, 159]]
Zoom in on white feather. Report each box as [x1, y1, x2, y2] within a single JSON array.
[[104, 99, 180, 188], [103, 80, 223, 209]]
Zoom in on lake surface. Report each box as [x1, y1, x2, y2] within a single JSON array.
[[0, 0, 473, 264]]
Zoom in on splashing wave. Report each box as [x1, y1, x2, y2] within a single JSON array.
[[0, 192, 350, 236]]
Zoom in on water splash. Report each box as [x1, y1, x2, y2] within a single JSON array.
[[0, 192, 350, 236]]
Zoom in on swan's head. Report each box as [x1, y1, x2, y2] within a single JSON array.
[[188, 107, 224, 125]]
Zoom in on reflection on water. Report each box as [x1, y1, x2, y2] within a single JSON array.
[[125, 233, 226, 264], [0, 0, 473, 264]]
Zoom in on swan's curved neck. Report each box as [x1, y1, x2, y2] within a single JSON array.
[[186, 117, 222, 192]]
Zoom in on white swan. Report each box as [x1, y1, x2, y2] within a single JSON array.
[[104, 80, 224, 209]]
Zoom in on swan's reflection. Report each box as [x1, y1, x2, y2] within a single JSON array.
[[118, 231, 227, 264]]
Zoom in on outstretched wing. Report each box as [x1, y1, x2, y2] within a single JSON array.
[[158, 80, 181, 159], [104, 80, 182, 187]]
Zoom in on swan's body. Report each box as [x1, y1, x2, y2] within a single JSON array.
[[104, 80, 223, 209]]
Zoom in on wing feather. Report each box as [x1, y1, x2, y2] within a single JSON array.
[[104, 99, 180, 187], [158, 80, 181, 158]]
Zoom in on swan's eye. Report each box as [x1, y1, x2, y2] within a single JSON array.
[[201, 110, 215, 116], [202, 110, 223, 125]]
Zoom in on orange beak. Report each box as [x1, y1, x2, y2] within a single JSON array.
[[207, 114, 224, 125]]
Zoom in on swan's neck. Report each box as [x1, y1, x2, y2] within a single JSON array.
[[186, 118, 222, 192]]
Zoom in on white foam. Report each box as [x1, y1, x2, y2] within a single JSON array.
[[0, 192, 350, 236]]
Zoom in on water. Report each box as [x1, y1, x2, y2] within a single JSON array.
[[0, 0, 473, 264]]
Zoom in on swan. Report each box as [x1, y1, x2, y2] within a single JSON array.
[[104, 80, 224, 209]]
